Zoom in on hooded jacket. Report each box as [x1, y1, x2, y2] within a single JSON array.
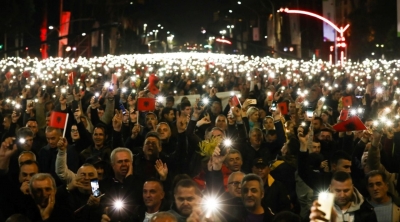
[[333, 187, 377, 222]]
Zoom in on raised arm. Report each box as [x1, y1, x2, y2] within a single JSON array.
[[55, 137, 76, 185]]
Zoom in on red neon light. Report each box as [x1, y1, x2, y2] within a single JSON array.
[[216, 38, 232, 44], [281, 8, 349, 35]]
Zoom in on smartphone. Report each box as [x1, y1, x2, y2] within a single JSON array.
[[90, 179, 101, 197], [306, 109, 314, 118], [219, 139, 232, 156], [247, 99, 257, 105], [318, 192, 334, 221], [26, 99, 34, 107], [119, 103, 126, 115], [270, 102, 277, 111]]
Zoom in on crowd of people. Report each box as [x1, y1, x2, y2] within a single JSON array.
[[0, 53, 400, 222]]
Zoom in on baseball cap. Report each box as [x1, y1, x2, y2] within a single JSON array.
[[253, 157, 269, 168]]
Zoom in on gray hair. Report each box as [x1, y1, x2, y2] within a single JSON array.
[[215, 114, 228, 125], [248, 127, 262, 138], [45, 126, 62, 135], [29, 173, 56, 194], [228, 171, 245, 183], [110, 147, 133, 165], [241, 173, 264, 193]]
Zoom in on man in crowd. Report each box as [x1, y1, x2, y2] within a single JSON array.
[[241, 173, 273, 221], [101, 178, 169, 222], [309, 171, 377, 221], [25, 118, 46, 153], [168, 179, 202, 222], [366, 170, 400, 222], [80, 124, 112, 163], [252, 157, 291, 215], [38, 127, 79, 186]]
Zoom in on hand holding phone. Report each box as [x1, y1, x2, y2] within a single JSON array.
[[317, 192, 334, 221], [90, 179, 101, 198]]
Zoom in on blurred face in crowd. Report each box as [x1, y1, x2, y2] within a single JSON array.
[[92, 127, 106, 148], [333, 92, 341, 101], [128, 95, 136, 107], [146, 114, 158, 129], [211, 102, 222, 115], [249, 131, 262, 148], [97, 108, 105, 118], [76, 165, 98, 193], [46, 129, 61, 148], [166, 100, 174, 108], [263, 118, 274, 131], [252, 165, 270, 182], [164, 110, 175, 122], [258, 109, 266, 120], [225, 153, 243, 172], [143, 181, 165, 211], [26, 121, 38, 137], [157, 123, 171, 140], [181, 106, 192, 116], [289, 102, 296, 113], [319, 131, 333, 141], [19, 163, 39, 184], [31, 177, 55, 209], [332, 159, 352, 173], [249, 110, 259, 123], [3, 117, 11, 130], [174, 186, 201, 217], [330, 178, 353, 209], [310, 142, 321, 154], [312, 119, 322, 130], [211, 128, 224, 138], [143, 137, 161, 158], [20, 135, 34, 151], [215, 115, 227, 131], [367, 174, 389, 203], [71, 125, 80, 140], [241, 180, 264, 212], [321, 113, 330, 123], [228, 173, 244, 198], [112, 151, 132, 179]]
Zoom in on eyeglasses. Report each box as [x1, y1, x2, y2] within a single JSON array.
[[71, 129, 78, 132], [228, 181, 241, 187]]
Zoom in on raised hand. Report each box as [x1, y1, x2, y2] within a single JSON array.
[[20, 181, 30, 195], [56, 137, 68, 151], [112, 109, 123, 132], [37, 191, 55, 221], [155, 159, 168, 181], [131, 124, 141, 139], [101, 207, 111, 222], [0, 137, 17, 159], [211, 145, 229, 170], [197, 116, 211, 127], [87, 195, 101, 206]]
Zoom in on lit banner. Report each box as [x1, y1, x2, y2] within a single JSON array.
[[398, 0, 400, 37], [322, 0, 335, 42], [60, 11, 71, 45]]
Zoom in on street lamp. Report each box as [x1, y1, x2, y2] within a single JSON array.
[[227, 25, 234, 38]]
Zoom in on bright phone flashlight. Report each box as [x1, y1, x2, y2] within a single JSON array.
[[204, 196, 219, 218], [114, 200, 124, 210]]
